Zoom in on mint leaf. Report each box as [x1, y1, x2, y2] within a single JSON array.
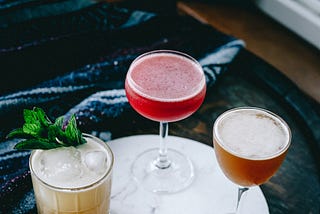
[[33, 107, 52, 127], [14, 138, 61, 150], [23, 109, 36, 124], [6, 128, 34, 139], [54, 116, 64, 128], [58, 115, 85, 146], [7, 107, 86, 150], [78, 129, 86, 145], [65, 115, 77, 142], [24, 108, 51, 126], [48, 125, 64, 144], [23, 123, 41, 136]]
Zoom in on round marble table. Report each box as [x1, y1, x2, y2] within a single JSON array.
[[107, 135, 269, 214]]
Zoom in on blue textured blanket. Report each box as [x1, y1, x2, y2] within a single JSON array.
[[0, 2, 244, 213]]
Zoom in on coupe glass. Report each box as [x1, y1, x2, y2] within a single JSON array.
[[213, 107, 291, 213], [125, 50, 206, 193]]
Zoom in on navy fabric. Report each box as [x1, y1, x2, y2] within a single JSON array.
[[0, 2, 244, 213]]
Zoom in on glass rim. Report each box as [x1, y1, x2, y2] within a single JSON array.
[[29, 133, 114, 192], [126, 49, 206, 102], [213, 106, 292, 160]]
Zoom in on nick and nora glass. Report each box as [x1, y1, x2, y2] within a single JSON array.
[[125, 50, 206, 193], [213, 107, 291, 213], [29, 134, 114, 214]]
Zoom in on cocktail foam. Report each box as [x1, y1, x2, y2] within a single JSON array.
[[127, 52, 205, 102], [215, 108, 290, 159]]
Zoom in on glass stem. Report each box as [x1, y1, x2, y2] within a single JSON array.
[[235, 186, 249, 213], [154, 122, 171, 169]]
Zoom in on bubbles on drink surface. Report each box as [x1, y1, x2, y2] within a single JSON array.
[[128, 52, 204, 100], [216, 109, 290, 159]]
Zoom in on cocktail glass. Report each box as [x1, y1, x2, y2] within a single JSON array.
[[29, 134, 114, 214], [213, 107, 291, 213], [125, 50, 206, 193]]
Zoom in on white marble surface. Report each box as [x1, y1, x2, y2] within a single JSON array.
[[107, 135, 269, 214]]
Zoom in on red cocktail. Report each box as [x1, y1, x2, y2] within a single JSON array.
[[125, 51, 206, 122], [125, 50, 206, 193]]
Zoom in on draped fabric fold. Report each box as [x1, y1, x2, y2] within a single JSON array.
[[0, 2, 244, 213]]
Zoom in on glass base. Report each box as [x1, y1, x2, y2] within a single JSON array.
[[131, 148, 194, 193]]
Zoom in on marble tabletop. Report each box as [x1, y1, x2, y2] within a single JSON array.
[[107, 135, 269, 214]]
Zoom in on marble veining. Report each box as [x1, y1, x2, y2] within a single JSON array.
[[108, 135, 269, 214]]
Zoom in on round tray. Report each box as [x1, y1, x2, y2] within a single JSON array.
[[108, 135, 269, 214]]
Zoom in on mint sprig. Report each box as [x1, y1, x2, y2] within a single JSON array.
[[7, 107, 86, 150]]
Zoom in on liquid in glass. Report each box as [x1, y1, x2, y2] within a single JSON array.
[[213, 107, 291, 187], [125, 50, 206, 193], [29, 134, 114, 214], [125, 51, 206, 122], [213, 107, 291, 213]]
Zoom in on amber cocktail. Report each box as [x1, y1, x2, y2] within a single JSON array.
[[213, 107, 291, 213]]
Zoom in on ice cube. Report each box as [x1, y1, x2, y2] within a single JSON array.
[[39, 146, 83, 181], [84, 151, 108, 175]]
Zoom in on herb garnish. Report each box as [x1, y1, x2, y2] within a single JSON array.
[[7, 107, 86, 150]]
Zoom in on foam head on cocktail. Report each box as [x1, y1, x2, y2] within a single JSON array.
[[213, 107, 291, 213], [125, 50, 206, 122], [125, 50, 206, 193]]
